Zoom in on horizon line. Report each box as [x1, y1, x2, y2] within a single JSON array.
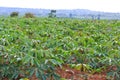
[[0, 6, 120, 13]]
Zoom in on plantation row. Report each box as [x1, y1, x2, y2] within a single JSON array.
[[0, 17, 120, 80]]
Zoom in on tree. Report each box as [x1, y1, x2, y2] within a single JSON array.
[[10, 12, 19, 17], [24, 12, 35, 18], [69, 13, 72, 18], [97, 14, 101, 20], [91, 15, 94, 20], [48, 10, 56, 18]]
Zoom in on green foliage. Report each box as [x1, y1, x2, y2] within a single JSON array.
[[24, 12, 35, 18], [10, 12, 19, 17], [0, 17, 120, 79]]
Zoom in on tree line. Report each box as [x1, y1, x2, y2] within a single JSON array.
[[10, 10, 101, 20], [10, 10, 57, 18]]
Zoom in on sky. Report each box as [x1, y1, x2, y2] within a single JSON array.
[[0, 0, 120, 13]]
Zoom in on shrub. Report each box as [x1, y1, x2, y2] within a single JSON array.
[[24, 12, 35, 18], [10, 12, 19, 17]]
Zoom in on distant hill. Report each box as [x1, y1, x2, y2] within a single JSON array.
[[0, 7, 120, 19]]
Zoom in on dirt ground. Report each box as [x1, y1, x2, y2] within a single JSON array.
[[2, 65, 115, 80]]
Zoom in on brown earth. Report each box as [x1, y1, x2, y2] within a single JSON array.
[[56, 64, 107, 80], [2, 65, 116, 80]]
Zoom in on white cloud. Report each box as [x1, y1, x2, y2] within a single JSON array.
[[0, 0, 120, 12]]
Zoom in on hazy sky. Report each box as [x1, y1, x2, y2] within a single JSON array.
[[0, 0, 120, 12]]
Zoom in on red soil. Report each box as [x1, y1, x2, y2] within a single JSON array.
[[2, 65, 116, 80], [56, 64, 107, 80]]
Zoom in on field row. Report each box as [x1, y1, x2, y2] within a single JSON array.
[[0, 17, 120, 79]]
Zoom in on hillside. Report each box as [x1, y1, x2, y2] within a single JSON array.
[[0, 7, 120, 19]]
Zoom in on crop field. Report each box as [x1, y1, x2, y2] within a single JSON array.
[[0, 17, 120, 80]]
